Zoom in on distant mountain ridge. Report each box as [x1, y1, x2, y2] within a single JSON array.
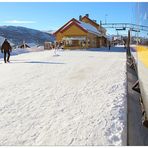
[[42, 30, 56, 34], [0, 26, 55, 46]]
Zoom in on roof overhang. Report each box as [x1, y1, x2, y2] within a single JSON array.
[[60, 21, 88, 34], [53, 18, 81, 35]]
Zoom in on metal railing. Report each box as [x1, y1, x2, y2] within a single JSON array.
[[102, 23, 148, 32]]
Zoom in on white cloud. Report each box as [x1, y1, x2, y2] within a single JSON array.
[[4, 20, 36, 24]]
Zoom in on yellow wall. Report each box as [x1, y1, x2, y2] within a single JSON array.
[[87, 33, 98, 48], [62, 25, 87, 36], [55, 24, 87, 42], [137, 46, 148, 68], [55, 32, 63, 42]]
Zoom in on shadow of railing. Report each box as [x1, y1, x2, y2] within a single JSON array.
[[86, 47, 126, 52]]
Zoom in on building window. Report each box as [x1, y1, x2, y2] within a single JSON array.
[[63, 36, 86, 47]]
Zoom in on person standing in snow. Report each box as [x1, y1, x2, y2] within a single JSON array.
[[59, 41, 64, 49], [124, 42, 126, 49], [53, 41, 59, 56], [1, 39, 12, 63]]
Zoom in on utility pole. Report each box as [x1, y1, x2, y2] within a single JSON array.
[[127, 29, 131, 58], [105, 14, 108, 24]]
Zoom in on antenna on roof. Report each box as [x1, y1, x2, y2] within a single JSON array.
[[100, 21, 102, 30], [100, 21, 102, 26]]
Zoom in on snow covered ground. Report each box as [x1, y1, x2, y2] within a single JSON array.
[[0, 47, 127, 146]]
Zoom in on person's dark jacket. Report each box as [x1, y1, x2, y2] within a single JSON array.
[[1, 40, 12, 53]]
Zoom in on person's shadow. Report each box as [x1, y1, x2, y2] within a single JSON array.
[[3, 60, 65, 65]]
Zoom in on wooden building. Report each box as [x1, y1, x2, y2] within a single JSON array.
[[19, 43, 30, 48], [54, 14, 107, 49], [44, 42, 53, 50]]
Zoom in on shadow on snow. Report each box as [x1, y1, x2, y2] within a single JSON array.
[[0, 60, 65, 65], [86, 47, 126, 52]]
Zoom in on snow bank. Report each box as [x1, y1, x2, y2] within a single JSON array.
[[0, 47, 127, 145], [0, 46, 44, 60], [0, 48, 29, 60]]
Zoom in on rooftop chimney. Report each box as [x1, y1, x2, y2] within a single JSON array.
[[93, 20, 97, 23], [85, 14, 89, 18], [79, 15, 82, 21]]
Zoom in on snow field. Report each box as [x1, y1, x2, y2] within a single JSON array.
[[0, 47, 127, 145]]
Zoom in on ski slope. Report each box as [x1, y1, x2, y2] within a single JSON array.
[[0, 47, 127, 145]]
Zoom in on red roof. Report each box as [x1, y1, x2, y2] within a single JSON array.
[[53, 18, 81, 35], [53, 17, 102, 36], [60, 21, 88, 33]]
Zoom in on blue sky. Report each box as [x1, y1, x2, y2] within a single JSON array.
[[0, 2, 136, 35]]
